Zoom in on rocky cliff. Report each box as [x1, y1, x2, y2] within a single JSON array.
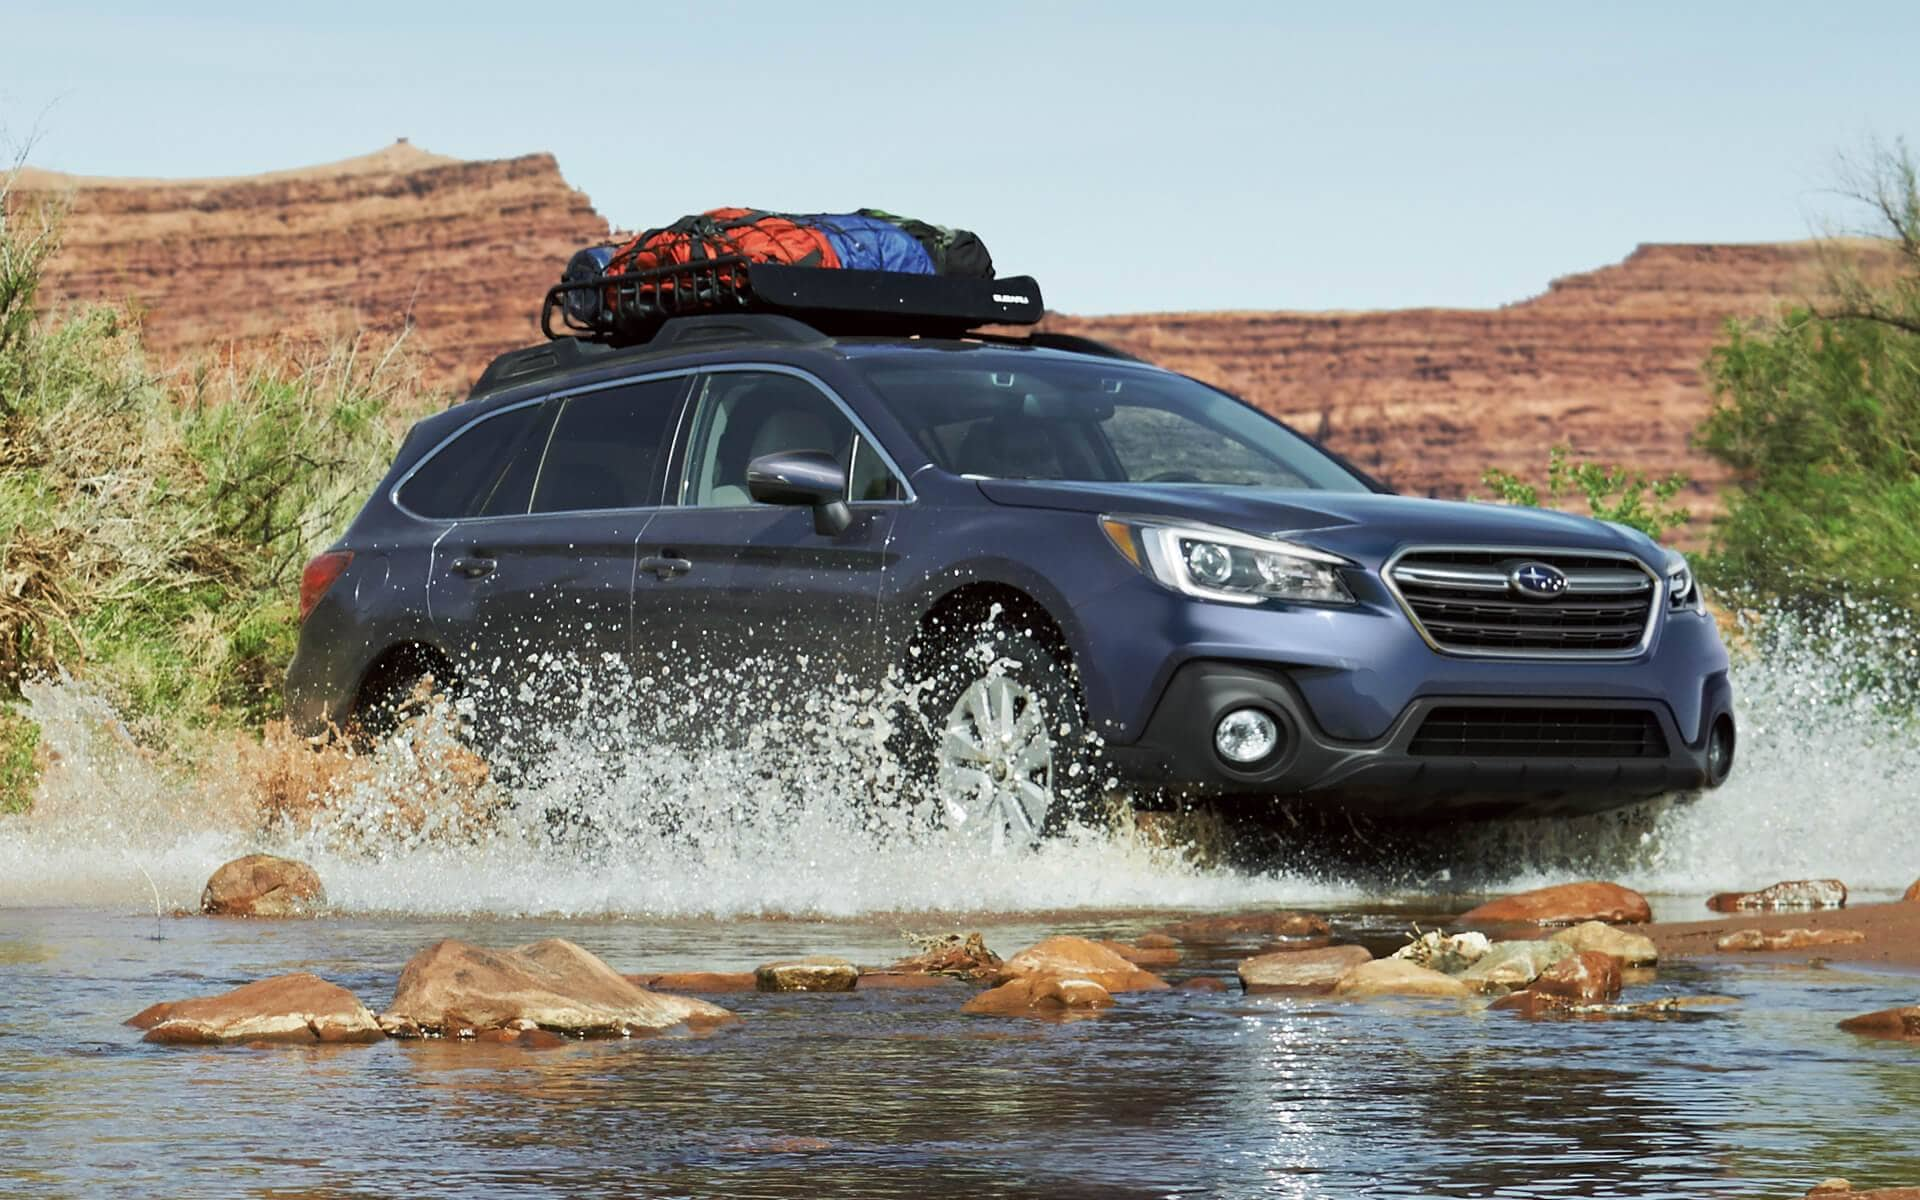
[[14, 144, 1825, 522]]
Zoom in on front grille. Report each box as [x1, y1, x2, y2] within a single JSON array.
[[1388, 549, 1656, 657], [1408, 707, 1669, 758]]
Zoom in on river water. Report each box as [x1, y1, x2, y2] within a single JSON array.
[[2, 610, 1918, 1197]]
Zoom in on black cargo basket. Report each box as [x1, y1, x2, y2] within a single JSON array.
[[542, 259, 1044, 345]]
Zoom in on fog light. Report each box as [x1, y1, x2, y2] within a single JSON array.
[[1214, 708, 1280, 765]]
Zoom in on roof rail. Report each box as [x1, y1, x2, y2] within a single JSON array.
[[471, 338, 612, 394], [646, 313, 832, 351]]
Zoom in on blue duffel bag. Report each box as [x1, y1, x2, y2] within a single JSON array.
[[808, 213, 935, 274]]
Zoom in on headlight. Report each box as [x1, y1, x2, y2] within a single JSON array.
[[1663, 551, 1703, 612], [1100, 516, 1355, 606]]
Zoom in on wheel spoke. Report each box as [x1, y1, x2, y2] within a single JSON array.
[[964, 681, 993, 740], [940, 728, 991, 765], [1015, 779, 1051, 827], [990, 676, 1015, 741]]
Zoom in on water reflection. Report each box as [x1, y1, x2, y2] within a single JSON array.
[[3, 908, 1918, 1199]]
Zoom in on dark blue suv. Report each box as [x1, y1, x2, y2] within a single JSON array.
[[288, 273, 1735, 846]]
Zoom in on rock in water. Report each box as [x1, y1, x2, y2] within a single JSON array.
[[1528, 951, 1623, 1004], [381, 938, 731, 1037], [1390, 930, 1492, 974], [993, 936, 1168, 993], [961, 975, 1114, 1017], [1706, 879, 1848, 912], [755, 957, 859, 993], [1550, 921, 1659, 966], [634, 972, 758, 994], [129, 973, 381, 1045], [1838, 1006, 1920, 1041], [1331, 959, 1472, 999], [1716, 928, 1867, 952], [1904, 879, 1920, 903], [886, 932, 1002, 980], [200, 854, 326, 917], [1458, 941, 1574, 991], [1460, 881, 1652, 926], [1152, 911, 1331, 945], [1238, 945, 1373, 993]]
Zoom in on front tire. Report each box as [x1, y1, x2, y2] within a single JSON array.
[[906, 624, 1095, 850]]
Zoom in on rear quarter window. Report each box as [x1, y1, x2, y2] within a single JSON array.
[[398, 404, 549, 519]]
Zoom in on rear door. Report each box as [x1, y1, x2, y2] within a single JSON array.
[[424, 374, 691, 739], [633, 366, 905, 707]]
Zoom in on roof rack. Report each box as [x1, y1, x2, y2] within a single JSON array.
[[542, 260, 1044, 346]]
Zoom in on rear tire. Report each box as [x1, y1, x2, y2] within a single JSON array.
[[904, 623, 1097, 850]]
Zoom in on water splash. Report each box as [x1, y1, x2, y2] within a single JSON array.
[[3, 604, 1916, 916]]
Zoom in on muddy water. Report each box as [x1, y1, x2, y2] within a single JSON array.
[[3, 905, 1919, 1198], [3, 610, 1920, 1196]]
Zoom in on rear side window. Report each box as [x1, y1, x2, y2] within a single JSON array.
[[399, 404, 548, 519], [529, 376, 688, 513]]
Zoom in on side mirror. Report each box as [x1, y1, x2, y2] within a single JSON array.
[[746, 449, 852, 536]]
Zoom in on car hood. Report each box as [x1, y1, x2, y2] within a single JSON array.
[[973, 479, 1662, 565]]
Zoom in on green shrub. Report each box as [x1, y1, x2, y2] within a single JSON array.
[[0, 705, 36, 814], [1482, 445, 1691, 542]]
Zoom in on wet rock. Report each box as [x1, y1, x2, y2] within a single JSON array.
[[1529, 951, 1623, 1004], [1238, 945, 1373, 993], [130, 972, 381, 1045], [1550, 920, 1659, 966], [754, 957, 859, 993], [1098, 939, 1181, 968], [1837, 1005, 1920, 1041], [1804, 1180, 1920, 1199], [886, 932, 1002, 981], [634, 972, 757, 994], [1390, 930, 1491, 974], [994, 936, 1168, 993], [1459, 881, 1651, 926], [856, 971, 961, 990], [475, 1026, 567, 1049], [961, 974, 1115, 1017], [1706, 878, 1848, 912], [1331, 959, 1472, 999], [724, 1135, 834, 1154], [1153, 911, 1332, 945], [199, 854, 326, 918], [1458, 941, 1573, 992], [1493, 992, 1738, 1020], [381, 938, 732, 1037], [1904, 879, 1920, 903], [1177, 976, 1231, 993], [1136, 933, 1179, 950], [1714, 928, 1867, 952]]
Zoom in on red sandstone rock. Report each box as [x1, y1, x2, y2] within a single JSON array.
[[1098, 939, 1181, 968], [1529, 951, 1623, 1004], [755, 957, 859, 993], [993, 936, 1168, 993], [961, 975, 1115, 1017], [1177, 976, 1231, 993], [885, 932, 1003, 981], [1837, 1005, 1920, 1041], [1332, 959, 1472, 999], [131, 973, 380, 1045], [1901, 879, 1919, 903], [1707, 879, 1848, 912], [1153, 911, 1331, 945], [1714, 928, 1866, 952], [635, 972, 758, 994], [1136, 933, 1178, 950], [199, 854, 326, 917], [1237, 945, 1374, 993], [1460, 881, 1652, 926], [381, 938, 731, 1037]]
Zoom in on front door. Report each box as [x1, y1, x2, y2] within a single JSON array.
[[632, 368, 904, 731]]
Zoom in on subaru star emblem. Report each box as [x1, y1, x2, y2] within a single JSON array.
[[1509, 561, 1569, 599]]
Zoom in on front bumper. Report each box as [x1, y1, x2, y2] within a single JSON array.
[[1103, 659, 1734, 819]]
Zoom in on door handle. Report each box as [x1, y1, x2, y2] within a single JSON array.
[[450, 556, 497, 579], [639, 554, 692, 580]]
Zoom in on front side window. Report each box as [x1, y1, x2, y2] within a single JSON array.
[[680, 371, 862, 507], [857, 353, 1371, 492], [528, 376, 689, 514]]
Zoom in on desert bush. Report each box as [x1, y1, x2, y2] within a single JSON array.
[[1482, 444, 1692, 542], [0, 177, 434, 793]]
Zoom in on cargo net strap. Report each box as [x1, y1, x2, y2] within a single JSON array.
[[542, 257, 755, 341]]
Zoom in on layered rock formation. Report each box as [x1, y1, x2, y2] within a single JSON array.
[[14, 143, 1827, 518], [12, 141, 608, 386]]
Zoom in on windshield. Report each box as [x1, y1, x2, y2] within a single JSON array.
[[857, 352, 1371, 492]]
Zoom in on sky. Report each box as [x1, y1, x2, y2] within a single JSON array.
[[4, 1, 1918, 314]]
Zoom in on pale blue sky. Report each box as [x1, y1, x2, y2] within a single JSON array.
[[4, 2, 1915, 314]]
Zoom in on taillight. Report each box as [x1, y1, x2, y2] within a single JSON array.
[[298, 551, 354, 623]]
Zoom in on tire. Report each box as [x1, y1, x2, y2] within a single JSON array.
[[903, 622, 1097, 850]]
